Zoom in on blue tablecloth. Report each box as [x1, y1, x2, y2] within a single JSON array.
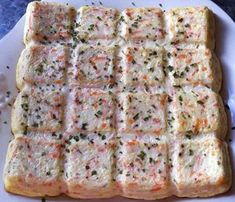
[[0, 0, 234, 39]]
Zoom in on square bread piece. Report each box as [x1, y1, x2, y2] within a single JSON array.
[[17, 45, 68, 89], [168, 87, 227, 138], [76, 6, 118, 40], [64, 132, 115, 198], [121, 46, 165, 86], [69, 45, 115, 87], [4, 136, 62, 197], [24, 2, 76, 44], [115, 134, 170, 199], [68, 88, 115, 132], [117, 92, 167, 134], [168, 7, 215, 49], [120, 8, 165, 41], [11, 85, 65, 135], [166, 47, 221, 92], [170, 135, 231, 197]]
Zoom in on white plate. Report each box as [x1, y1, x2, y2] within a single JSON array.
[[0, 0, 234, 201]]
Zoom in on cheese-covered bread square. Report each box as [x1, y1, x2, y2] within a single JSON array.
[[166, 47, 221, 91], [76, 6, 118, 40], [64, 132, 115, 198], [168, 7, 215, 48], [24, 2, 76, 44], [170, 136, 231, 197], [11, 85, 65, 135], [168, 87, 226, 137], [122, 46, 165, 86], [117, 92, 167, 134], [68, 88, 115, 132], [116, 134, 170, 199], [4, 136, 62, 197], [69, 45, 115, 87], [120, 8, 165, 41], [17, 45, 68, 89]]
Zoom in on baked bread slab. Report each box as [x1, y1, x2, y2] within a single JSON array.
[[117, 92, 167, 134], [4, 1, 231, 200], [67, 88, 115, 132], [121, 46, 165, 86], [11, 85, 65, 135], [167, 47, 221, 91], [4, 136, 62, 197], [115, 134, 170, 199], [120, 8, 165, 41], [16, 45, 68, 89], [76, 6, 118, 40], [64, 132, 115, 198], [170, 134, 231, 197], [69, 45, 115, 87], [168, 86, 227, 138], [168, 7, 215, 49], [24, 2, 76, 44]]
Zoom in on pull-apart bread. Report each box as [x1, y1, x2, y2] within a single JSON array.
[[4, 1, 231, 200]]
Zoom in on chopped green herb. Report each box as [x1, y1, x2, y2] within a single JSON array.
[[137, 151, 146, 160]]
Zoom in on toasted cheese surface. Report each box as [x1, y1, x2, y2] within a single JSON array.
[[76, 6, 118, 40], [120, 8, 165, 40], [122, 46, 165, 86], [6, 1, 231, 200]]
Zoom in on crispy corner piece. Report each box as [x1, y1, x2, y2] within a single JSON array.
[[24, 1, 76, 44], [168, 7, 215, 49], [4, 136, 62, 197], [170, 135, 232, 197]]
